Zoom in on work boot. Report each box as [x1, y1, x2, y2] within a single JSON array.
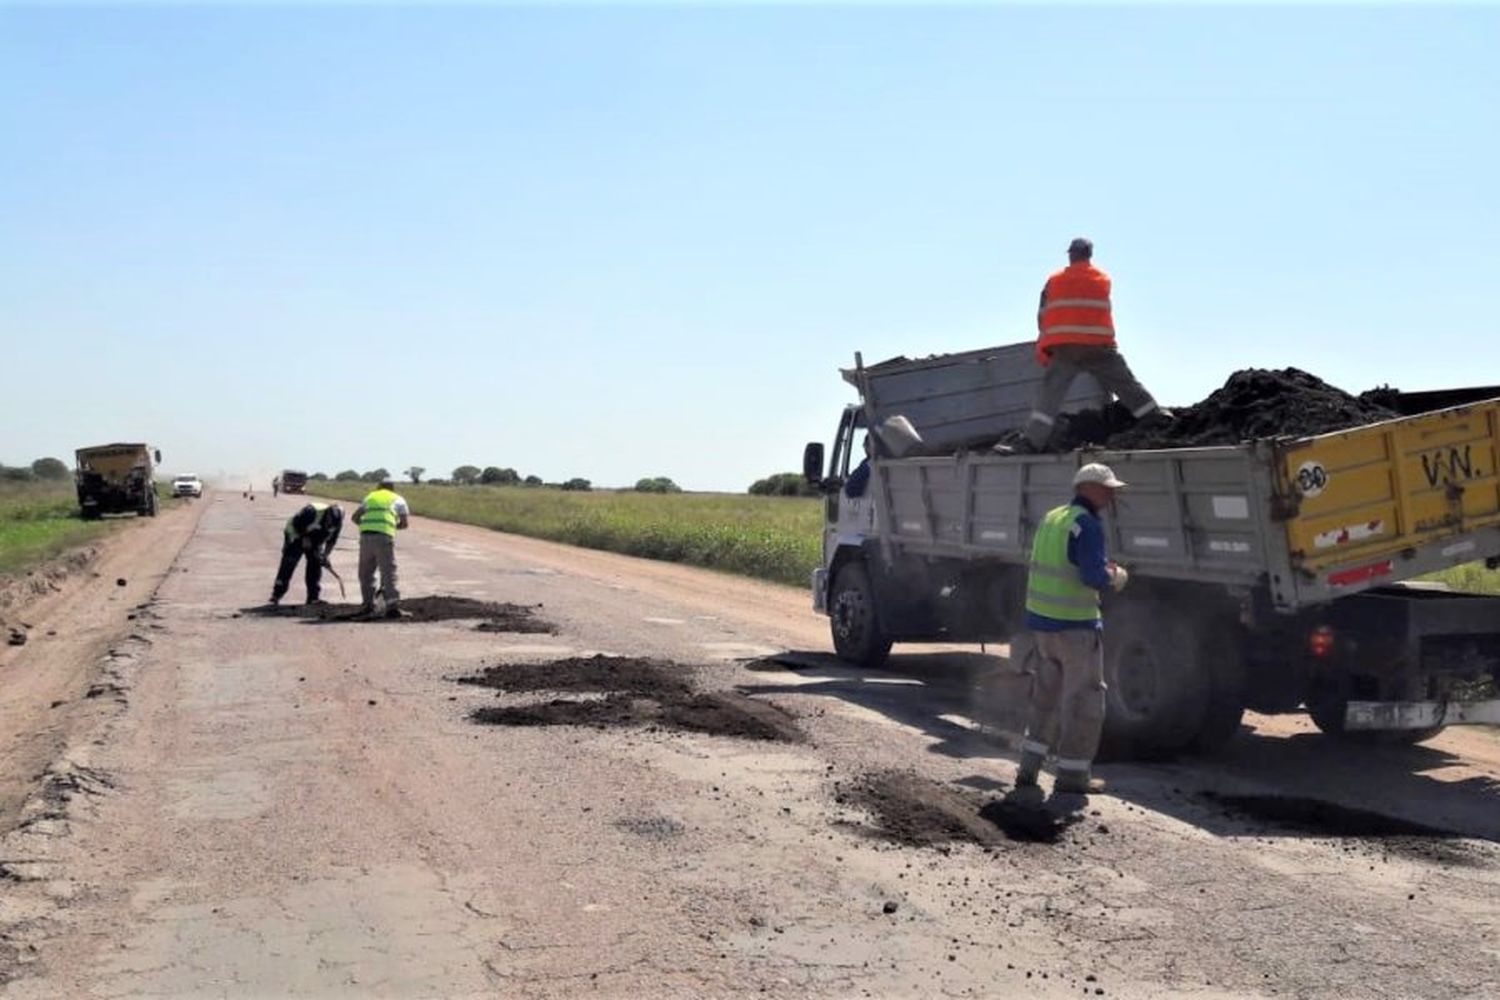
[[384, 604, 404, 619], [1053, 774, 1107, 796], [992, 439, 1041, 457]]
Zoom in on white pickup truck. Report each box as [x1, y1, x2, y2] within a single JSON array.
[[171, 474, 204, 498]]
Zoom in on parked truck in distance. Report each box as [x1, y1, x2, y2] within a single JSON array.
[[280, 470, 309, 495], [803, 342, 1500, 758], [75, 443, 161, 519]]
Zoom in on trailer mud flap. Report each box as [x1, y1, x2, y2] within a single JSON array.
[[1345, 699, 1500, 730]]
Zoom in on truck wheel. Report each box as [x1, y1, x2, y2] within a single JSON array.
[[1099, 600, 1211, 760], [1191, 630, 1247, 753], [830, 562, 892, 668], [1306, 687, 1447, 745], [144, 494, 158, 517]]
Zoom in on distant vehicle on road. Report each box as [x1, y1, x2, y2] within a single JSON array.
[[171, 474, 204, 498], [281, 470, 308, 495], [75, 443, 161, 519]]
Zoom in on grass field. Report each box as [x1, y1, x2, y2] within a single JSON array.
[[0, 480, 107, 576], [314, 483, 823, 587], [1427, 562, 1500, 595]]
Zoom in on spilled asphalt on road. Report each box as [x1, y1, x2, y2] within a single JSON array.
[[0, 491, 1497, 998]]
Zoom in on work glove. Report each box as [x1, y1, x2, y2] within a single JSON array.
[[1107, 563, 1129, 593], [320, 553, 333, 568]]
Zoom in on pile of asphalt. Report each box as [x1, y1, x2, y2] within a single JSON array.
[[243, 596, 556, 631], [1048, 368, 1399, 451], [459, 654, 804, 743]]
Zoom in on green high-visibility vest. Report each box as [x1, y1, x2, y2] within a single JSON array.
[[359, 489, 400, 536], [1024, 504, 1102, 623], [284, 503, 330, 541]]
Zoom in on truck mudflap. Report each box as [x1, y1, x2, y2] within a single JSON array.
[[1345, 699, 1500, 730], [811, 568, 828, 613]]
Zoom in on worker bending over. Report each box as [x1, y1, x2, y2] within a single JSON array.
[[270, 503, 344, 605], [1018, 238, 1169, 452]]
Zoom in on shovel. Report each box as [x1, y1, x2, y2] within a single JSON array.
[[322, 559, 347, 599]]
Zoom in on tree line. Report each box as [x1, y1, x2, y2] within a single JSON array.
[[0, 458, 70, 482]]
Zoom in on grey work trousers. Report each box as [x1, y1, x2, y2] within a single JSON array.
[[358, 533, 400, 609], [1018, 629, 1107, 781], [1025, 344, 1159, 448]]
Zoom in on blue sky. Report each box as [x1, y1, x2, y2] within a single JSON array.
[[3, 5, 1497, 490]]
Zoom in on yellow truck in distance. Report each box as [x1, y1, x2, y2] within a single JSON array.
[[75, 443, 161, 519]]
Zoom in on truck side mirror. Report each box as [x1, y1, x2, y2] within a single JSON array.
[[803, 443, 825, 485], [154, 449, 162, 463]]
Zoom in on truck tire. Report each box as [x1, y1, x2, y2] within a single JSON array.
[[830, 562, 893, 669], [1099, 599, 1212, 760], [144, 493, 158, 517], [1191, 629, 1248, 753], [1306, 687, 1447, 745]]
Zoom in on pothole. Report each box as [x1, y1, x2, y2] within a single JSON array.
[[242, 596, 555, 631], [837, 770, 1070, 848], [459, 656, 802, 743]]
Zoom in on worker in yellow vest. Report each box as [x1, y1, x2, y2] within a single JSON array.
[[1016, 463, 1129, 803], [352, 477, 410, 618]]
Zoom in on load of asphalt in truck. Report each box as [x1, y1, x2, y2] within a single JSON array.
[[1037, 368, 1401, 452]]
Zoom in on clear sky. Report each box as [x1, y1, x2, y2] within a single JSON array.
[[3, 4, 1497, 491]]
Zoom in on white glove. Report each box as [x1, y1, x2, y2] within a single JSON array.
[[1107, 563, 1129, 593]]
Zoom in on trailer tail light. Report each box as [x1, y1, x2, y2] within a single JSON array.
[[1309, 626, 1336, 659]]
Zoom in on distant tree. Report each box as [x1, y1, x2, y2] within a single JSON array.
[[749, 472, 818, 497], [0, 465, 34, 482], [522, 475, 543, 487], [481, 466, 520, 485], [362, 468, 390, 483], [334, 470, 361, 482], [560, 477, 592, 492], [30, 457, 69, 480], [405, 466, 425, 484], [452, 465, 481, 485], [309, 472, 329, 481], [634, 477, 681, 494]]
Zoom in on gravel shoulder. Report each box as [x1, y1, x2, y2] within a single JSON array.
[[0, 495, 1496, 998]]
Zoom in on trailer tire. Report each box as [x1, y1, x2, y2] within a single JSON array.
[[1306, 689, 1447, 745], [1098, 600, 1212, 760], [1189, 628, 1247, 753], [830, 562, 892, 669]]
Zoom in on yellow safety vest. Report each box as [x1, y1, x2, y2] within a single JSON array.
[[1025, 504, 1102, 623], [359, 489, 400, 536]]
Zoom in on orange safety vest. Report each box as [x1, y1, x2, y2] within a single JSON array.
[[1036, 262, 1116, 365]]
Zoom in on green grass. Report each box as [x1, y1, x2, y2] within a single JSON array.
[[1425, 563, 1500, 595], [314, 483, 823, 586], [0, 480, 109, 576]]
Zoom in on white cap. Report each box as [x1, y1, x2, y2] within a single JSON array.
[[1073, 462, 1126, 489]]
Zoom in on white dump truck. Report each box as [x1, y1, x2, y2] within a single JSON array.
[[802, 343, 1500, 757]]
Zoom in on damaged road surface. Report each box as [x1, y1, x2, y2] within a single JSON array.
[[1, 495, 1499, 998]]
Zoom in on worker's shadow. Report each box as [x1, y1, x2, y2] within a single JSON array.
[[742, 651, 1500, 848]]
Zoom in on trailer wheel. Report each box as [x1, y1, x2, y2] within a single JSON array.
[[830, 562, 892, 668], [1099, 600, 1211, 760], [1191, 629, 1247, 753], [1306, 687, 1447, 745]]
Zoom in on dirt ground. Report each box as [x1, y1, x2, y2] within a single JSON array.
[[0, 493, 1497, 998]]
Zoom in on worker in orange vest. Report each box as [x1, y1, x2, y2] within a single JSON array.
[[1016, 238, 1170, 452]]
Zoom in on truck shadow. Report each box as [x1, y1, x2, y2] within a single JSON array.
[[744, 651, 1500, 851]]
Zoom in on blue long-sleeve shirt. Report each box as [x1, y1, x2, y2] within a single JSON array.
[[1026, 494, 1110, 632]]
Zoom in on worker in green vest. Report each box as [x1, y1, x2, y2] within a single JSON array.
[[269, 503, 343, 605], [1015, 463, 1129, 803], [352, 477, 410, 618]]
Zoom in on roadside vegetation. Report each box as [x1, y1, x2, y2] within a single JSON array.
[[0, 479, 107, 576], [1427, 563, 1500, 595], [314, 481, 822, 586]]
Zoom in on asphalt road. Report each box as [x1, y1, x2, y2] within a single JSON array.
[[0, 491, 1497, 998]]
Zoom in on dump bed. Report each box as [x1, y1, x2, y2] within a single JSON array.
[[846, 343, 1106, 452], [870, 379, 1500, 612]]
